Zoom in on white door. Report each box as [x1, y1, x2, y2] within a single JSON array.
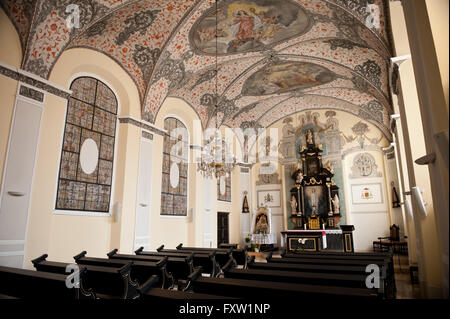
[[134, 132, 153, 251], [203, 178, 213, 248], [0, 90, 43, 268]]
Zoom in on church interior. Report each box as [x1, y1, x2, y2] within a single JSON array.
[[0, 0, 448, 303]]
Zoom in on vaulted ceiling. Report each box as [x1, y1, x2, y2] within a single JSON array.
[[1, 0, 394, 139]]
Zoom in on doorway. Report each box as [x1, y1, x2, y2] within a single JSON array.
[[217, 212, 230, 246]]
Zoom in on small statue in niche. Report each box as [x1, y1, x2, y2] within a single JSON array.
[[306, 129, 313, 145], [332, 194, 340, 215], [290, 195, 298, 215], [242, 193, 249, 213]]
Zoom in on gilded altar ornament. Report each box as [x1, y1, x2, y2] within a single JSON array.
[[295, 171, 303, 184]]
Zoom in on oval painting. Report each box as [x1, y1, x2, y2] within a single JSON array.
[[190, 0, 311, 55], [242, 61, 336, 96]]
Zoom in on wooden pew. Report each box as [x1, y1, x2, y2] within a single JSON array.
[[73, 250, 173, 289], [0, 265, 95, 299], [223, 268, 387, 298], [135, 246, 222, 277], [188, 274, 380, 299], [282, 250, 393, 259], [137, 273, 239, 300], [249, 256, 395, 299], [107, 250, 200, 289], [32, 254, 139, 299], [174, 243, 249, 268]]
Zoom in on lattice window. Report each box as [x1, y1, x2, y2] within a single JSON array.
[[217, 175, 231, 202], [160, 117, 189, 216], [55, 77, 117, 212]]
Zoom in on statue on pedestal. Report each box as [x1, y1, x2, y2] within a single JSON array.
[[332, 194, 340, 215], [290, 195, 297, 215]]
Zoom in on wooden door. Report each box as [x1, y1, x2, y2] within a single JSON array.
[[217, 212, 229, 246]]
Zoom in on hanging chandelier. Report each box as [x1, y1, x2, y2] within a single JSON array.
[[197, 0, 236, 179]]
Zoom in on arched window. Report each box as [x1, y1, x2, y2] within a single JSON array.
[[160, 117, 189, 216], [55, 77, 118, 213]]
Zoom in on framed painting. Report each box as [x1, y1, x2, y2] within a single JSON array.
[[257, 190, 281, 208]]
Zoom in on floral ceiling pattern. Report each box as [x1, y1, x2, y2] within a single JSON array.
[[1, 0, 394, 139]]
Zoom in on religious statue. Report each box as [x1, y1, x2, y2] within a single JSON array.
[[295, 171, 303, 184], [332, 194, 340, 215], [391, 181, 401, 208], [309, 188, 318, 214], [290, 195, 297, 215], [255, 214, 269, 234], [306, 129, 313, 145]]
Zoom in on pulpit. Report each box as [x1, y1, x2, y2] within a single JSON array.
[[251, 206, 276, 245]]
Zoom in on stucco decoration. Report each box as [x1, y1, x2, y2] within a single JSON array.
[[349, 152, 382, 178]]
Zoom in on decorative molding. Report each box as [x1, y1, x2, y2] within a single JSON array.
[[141, 131, 153, 140], [240, 167, 250, 173], [0, 62, 71, 99], [118, 116, 167, 136], [19, 85, 44, 102]]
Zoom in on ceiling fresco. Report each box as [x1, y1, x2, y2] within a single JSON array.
[[0, 0, 394, 139]]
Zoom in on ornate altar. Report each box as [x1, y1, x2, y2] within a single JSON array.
[[289, 129, 341, 230]]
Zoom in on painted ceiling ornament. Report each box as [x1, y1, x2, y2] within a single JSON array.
[[359, 100, 384, 124], [116, 9, 161, 45], [326, 4, 366, 45], [151, 52, 191, 91], [351, 75, 371, 93], [334, 0, 376, 18], [191, 68, 218, 89], [325, 38, 367, 51], [232, 102, 259, 120], [242, 61, 336, 96], [189, 0, 311, 55], [133, 45, 161, 84], [354, 60, 382, 89], [85, 19, 109, 38]]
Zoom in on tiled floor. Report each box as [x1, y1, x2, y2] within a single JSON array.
[[393, 254, 421, 299]]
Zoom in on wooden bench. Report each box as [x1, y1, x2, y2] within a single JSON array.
[[32, 254, 139, 299], [107, 250, 199, 289], [154, 246, 227, 276], [0, 265, 95, 299], [174, 243, 249, 268], [73, 250, 173, 289], [189, 275, 380, 299], [137, 274, 239, 300], [266, 255, 395, 299], [223, 268, 387, 298]]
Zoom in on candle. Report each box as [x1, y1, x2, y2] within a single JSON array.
[[303, 224, 306, 230], [322, 224, 325, 230]]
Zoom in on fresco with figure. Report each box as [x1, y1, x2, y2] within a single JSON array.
[[242, 61, 337, 96], [190, 0, 311, 55]]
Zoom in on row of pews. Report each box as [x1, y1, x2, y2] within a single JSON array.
[[0, 243, 396, 300]]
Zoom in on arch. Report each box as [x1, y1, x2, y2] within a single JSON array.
[[48, 48, 141, 118], [0, 7, 22, 67]]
